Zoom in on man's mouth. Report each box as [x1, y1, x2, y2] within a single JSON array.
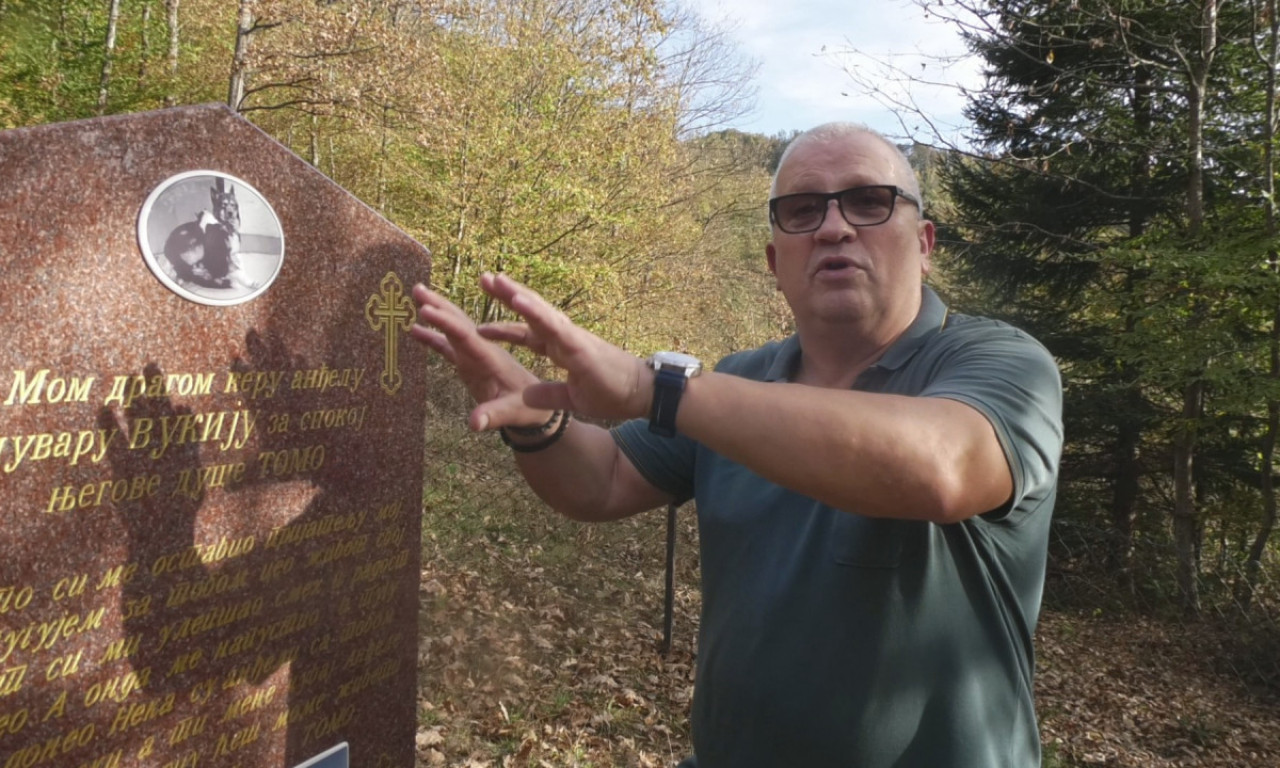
[[817, 257, 856, 273]]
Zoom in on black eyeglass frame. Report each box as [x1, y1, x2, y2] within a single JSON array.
[[768, 184, 922, 234]]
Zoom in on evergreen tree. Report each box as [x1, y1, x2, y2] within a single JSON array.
[[933, 0, 1272, 611]]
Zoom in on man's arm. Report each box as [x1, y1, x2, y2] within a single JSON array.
[[512, 420, 673, 522], [411, 278, 672, 521], [674, 375, 1014, 523], [422, 273, 1043, 526]]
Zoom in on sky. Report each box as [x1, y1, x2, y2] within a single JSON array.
[[681, 0, 983, 145]]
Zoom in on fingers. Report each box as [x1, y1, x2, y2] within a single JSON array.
[[412, 284, 474, 336], [479, 273, 584, 360], [416, 276, 646, 423], [477, 321, 547, 354], [407, 324, 457, 365], [411, 281, 545, 412], [477, 321, 532, 344], [520, 381, 573, 412], [412, 282, 452, 314], [412, 283, 497, 361], [470, 383, 572, 431], [482, 273, 562, 329]]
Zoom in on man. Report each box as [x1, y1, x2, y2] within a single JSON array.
[[411, 122, 1063, 767]]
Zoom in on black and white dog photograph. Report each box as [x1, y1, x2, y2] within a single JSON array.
[[138, 171, 284, 306]]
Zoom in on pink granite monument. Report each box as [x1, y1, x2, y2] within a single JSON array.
[[0, 104, 430, 768]]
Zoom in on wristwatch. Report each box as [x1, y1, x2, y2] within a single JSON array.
[[647, 351, 702, 437]]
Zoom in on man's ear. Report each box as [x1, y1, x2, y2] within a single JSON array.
[[766, 242, 778, 277], [918, 220, 936, 276]]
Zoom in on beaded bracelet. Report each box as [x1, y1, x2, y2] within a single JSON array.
[[499, 410, 571, 453], [503, 409, 561, 437]]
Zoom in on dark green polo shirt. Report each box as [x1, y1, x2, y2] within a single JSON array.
[[613, 287, 1063, 768]]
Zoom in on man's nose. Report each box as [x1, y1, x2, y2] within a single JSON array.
[[815, 198, 856, 241]]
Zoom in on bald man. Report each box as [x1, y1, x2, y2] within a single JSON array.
[[412, 123, 1062, 768]]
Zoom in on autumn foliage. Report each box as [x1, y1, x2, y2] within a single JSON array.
[[4, 1, 1280, 765]]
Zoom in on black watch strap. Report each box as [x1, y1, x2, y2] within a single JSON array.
[[648, 367, 687, 437]]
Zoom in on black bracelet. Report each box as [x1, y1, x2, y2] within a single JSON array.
[[500, 411, 571, 453], [503, 410, 561, 436]]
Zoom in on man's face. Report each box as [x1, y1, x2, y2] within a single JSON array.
[[766, 133, 935, 336]]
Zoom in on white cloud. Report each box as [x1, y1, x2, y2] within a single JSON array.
[[680, 0, 981, 144]]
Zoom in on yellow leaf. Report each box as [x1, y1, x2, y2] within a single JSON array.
[[416, 727, 444, 748]]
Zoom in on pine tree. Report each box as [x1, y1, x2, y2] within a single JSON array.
[[935, 0, 1270, 610]]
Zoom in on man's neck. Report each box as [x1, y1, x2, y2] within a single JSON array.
[[792, 331, 892, 389], [791, 303, 921, 389]]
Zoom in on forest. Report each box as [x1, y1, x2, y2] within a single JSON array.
[[3, 0, 1278, 764]]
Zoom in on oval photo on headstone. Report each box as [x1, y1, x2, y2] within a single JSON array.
[[138, 170, 285, 306]]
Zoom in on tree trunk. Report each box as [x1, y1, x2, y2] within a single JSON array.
[[227, 0, 255, 111], [1170, 0, 1220, 616], [1173, 378, 1204, 615], [1185, 104, 1205, 236], [1244, 396, 1279, 608], [96, 0, 122, 115], [139, 1, 152, 79], [310, 113, 319, 166], [1185, 0, 1219, 238], [1109, 410, 1141, 592], [166, 0, 179, 73], [164, 0, 179, 106], [1105, 64, 1153, 594], [378, 103, 389, 211], [1241, 0, 1280, 611]]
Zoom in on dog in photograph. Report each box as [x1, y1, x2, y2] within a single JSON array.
[[162, 178, 260, 291]]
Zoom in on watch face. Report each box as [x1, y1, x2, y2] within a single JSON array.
[[651, 351, 701, 373]]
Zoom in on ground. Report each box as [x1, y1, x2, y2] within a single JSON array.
[[1036, 610, 1279, 767], [416, 475, 1280, 768]]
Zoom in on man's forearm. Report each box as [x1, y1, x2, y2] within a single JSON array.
[[675, 372, 1013, 523], [512, 419, 669, 522]]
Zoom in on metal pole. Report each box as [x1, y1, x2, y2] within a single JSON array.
[[662, 503, 677, 656]]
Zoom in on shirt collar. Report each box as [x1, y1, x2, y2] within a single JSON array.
[[763, 286, 949, 382], [875, 285, 949, 372]]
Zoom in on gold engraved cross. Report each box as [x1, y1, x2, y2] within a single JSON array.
[[365, 272, 415, 395]]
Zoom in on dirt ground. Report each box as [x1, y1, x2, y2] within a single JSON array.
[[415, 508, 1280, 768]]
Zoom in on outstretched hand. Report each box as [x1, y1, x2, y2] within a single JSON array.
[[411, 281, 541, 431], [411, 274, 650, 431], [476, 273, 649, 422]]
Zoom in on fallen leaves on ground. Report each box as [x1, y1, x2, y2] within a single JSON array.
[[417, 507, 699, 767], [1037, 610, 1280, 767], [416, 500, 1280, 767]]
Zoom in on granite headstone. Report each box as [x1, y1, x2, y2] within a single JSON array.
[[0, 104, 430, 768]]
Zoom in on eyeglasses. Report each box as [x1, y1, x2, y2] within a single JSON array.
[[768, 185, 921, 234]]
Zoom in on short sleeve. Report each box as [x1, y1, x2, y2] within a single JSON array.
[[921, 321, 1063, 521], [612, 419, 698, 504], [608, 344, 786, 504]]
